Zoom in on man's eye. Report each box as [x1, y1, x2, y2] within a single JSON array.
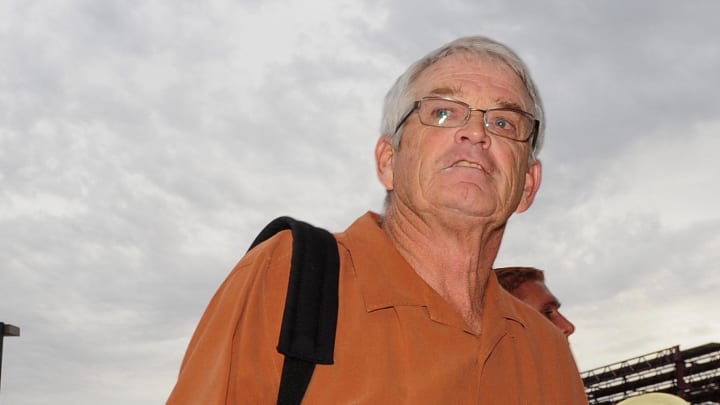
[[433, 108, 455, 125], [434, 109, 451, 118], [493, 118, 515, 129]]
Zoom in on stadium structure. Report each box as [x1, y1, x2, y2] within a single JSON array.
[[582, 342, 720, 404]]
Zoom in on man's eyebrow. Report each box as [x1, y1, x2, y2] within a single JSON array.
[[428, 87, 461, 97], [545, 298, 562, 309], [492, 99, 527, 111], [427, 87, 529, 112]]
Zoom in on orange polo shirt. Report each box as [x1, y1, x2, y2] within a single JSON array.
[[167, 212, 588, 404]]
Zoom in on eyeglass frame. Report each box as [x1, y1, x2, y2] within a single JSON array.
[[393, 97, 540, 149]]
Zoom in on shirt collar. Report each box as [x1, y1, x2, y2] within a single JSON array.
[[337, 212, 428, 311], [337, 211, 528, 333]]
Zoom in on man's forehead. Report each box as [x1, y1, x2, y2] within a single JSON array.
[[539, 288, 562, 309], [419, 52, 518, 78], [412, 55, 530, 110], [517, 280, 561, 307]]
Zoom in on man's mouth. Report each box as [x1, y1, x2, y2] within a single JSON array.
[[452, 160, 487, 172]]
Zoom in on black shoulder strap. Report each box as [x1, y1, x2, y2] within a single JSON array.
[[248, 216, 340, 405]]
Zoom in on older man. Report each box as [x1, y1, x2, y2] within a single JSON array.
[[168, 36, 587, 404], [495, 266, 576, 337]]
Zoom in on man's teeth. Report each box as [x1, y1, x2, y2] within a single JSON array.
[[455, 161, 483, 169]]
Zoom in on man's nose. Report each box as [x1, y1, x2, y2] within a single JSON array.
[[454, 113, 491, 147], [555, 312, 576, 337]]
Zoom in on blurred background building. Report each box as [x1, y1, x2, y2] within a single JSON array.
[[582, 342, 720, 404], [1, 322, 21, 392]]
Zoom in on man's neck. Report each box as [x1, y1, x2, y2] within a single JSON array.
[[380, 204, 507, 333]]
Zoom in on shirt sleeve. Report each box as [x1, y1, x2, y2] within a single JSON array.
[[166, 232, 294, 405]]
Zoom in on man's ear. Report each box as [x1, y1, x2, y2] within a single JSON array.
[[375, 136, 395, 191], [515, 159, 542, 213]]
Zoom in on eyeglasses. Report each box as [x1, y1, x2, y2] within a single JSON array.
[[394, 97, 539, 147]]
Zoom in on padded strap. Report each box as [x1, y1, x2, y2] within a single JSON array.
[[248, 216, 339, 405], [275, 358, 315, 405]]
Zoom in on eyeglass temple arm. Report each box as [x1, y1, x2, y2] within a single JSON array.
[[530, 120, 540, 148], [393, 102, 420, 135]]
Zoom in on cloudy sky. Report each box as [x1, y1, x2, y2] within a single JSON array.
[[2, 0, 719, 403]]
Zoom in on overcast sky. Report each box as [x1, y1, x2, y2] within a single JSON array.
[[1, 1, 719, 404]]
